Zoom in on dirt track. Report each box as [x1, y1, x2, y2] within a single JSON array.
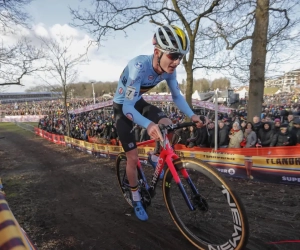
[[0, 124, 300, 250]]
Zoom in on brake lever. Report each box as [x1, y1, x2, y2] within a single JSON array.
[[158, 124, 167, 149]]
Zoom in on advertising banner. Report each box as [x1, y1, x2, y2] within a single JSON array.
[[69, 95, 233, 114], [0, 115, 44, 122], [34, 129, 300, 186]]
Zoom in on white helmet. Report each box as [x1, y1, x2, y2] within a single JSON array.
[[153, 25, 190, 54]]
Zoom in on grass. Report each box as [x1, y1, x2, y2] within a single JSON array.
[[0, 122, 34, 135], [264, 87, 279, 95]]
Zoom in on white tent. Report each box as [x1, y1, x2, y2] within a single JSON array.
[[192, 90, 200, 100], [275, 89, 281, 95], [235, 87, 248, 99]]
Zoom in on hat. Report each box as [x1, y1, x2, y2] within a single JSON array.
[[294, 118, 300, 124], [274, 118, 281, 123], [280, 123, 288, 128]]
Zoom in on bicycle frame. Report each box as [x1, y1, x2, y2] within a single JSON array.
[[136, 135, 200, 211]]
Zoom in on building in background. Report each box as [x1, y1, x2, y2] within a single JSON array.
[[265, 69, 300, 92], [0, 92, 62, 104]]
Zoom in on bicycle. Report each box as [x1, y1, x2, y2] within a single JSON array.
[[116, 122, 249, 249]]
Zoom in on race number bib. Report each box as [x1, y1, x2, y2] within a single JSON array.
[[125, 86, 136, 100]]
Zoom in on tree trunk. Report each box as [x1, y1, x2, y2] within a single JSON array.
[[185, 65, 193, 108], [184, 38, 195, 108], [247, 0, 269, 121]]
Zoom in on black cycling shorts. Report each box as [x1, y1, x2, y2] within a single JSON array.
[[113, 98, 167, 152]]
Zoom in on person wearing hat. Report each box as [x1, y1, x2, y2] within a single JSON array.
[[258, 122, 274, 147], [291, 118, 300, 144], [270, 123, 297, 147], [273, 118, 281, 134]]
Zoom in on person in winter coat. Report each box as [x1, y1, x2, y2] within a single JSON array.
[[258, 122, 274, 147], [240, 120, 247, 133], [195, 122, 208, 147], [207, 122, 216, 148], [186, 126, 198, 148], [171, 127, 190, 145], [291, 118, 300, 144], [244, 122, 257, 148], [270, 123, 297, 147], [228, 122, 244, 148], [252, 116, 262, 135], [218, 120, 229, 148]]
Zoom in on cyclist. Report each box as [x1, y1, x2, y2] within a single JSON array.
[[113, 25, 202, 221]]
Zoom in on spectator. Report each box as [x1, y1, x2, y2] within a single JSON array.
[[291, 118, 300, 144], [140, 128, 149, 142], [240, 120, 247, 133], [273, 118, 281, 134], [258, 122, 274, 147], [252, 116, 262, 135], [195, 122, 208, 147], [218, 120, 229, 148], [109, 127, 118, 140], [287, 114, 294, 132], [244, 122, 257, 148], [228, 122, 244, 148], [207, 122, 215, 148], [186, 126, 198, 148], [270, 123, 297, 146], [172, 127, 190, 145]]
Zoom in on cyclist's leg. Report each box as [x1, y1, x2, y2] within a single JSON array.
[[140, 100, 172, 178], [140, 98, 171, 153], [113, 102, 148, 221], [125, 149, 148, 221]]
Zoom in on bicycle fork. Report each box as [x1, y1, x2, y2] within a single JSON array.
[[167, 156, 206, 211]]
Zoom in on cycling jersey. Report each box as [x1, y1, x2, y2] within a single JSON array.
[[113, 54, 194, 129]]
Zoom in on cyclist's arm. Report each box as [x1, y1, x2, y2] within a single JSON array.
[[167, 78, 194, 118], [122, 74, 152, 129]]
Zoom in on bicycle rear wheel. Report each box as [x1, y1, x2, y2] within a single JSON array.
[[162, 157, 249, 250], [116, 153, 133, 207]]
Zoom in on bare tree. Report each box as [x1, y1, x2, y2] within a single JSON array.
[[211, 77, 231, 90], [39, 36, 91, 136], [247, 0, 269, 120], [194, 78, 210, 92], [0, 38, 45, 86], [0, 0, 32, 34], [0, 1, 47, 88], [210, 0, 300, 119], [70, 0, 230, 106]]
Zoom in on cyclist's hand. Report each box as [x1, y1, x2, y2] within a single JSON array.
[[147, 122, 163, 141], [191, 114, 203, 127]]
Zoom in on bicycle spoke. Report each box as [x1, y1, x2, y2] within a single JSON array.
[[163, 158, 248, 249]]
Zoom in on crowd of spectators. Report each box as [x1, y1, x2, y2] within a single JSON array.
[[1, 94, 300, 148]]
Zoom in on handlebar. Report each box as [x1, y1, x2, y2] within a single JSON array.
[[158, 122, 197, 149], [159, 122, 196, 132]]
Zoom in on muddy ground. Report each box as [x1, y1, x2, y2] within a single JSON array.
[[0, 124, 299, 250]]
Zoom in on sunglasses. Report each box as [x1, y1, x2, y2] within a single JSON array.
[[157, 48, 184, 61]]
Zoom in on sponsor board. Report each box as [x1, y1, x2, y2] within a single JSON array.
[[35, 129, 300, 186]]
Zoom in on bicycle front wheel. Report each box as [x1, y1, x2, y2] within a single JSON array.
[[162, 157, 249, 250]]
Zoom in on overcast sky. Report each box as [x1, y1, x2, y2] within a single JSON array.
[[2, 0, 298, 93], [3, 0, 195, 92]]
